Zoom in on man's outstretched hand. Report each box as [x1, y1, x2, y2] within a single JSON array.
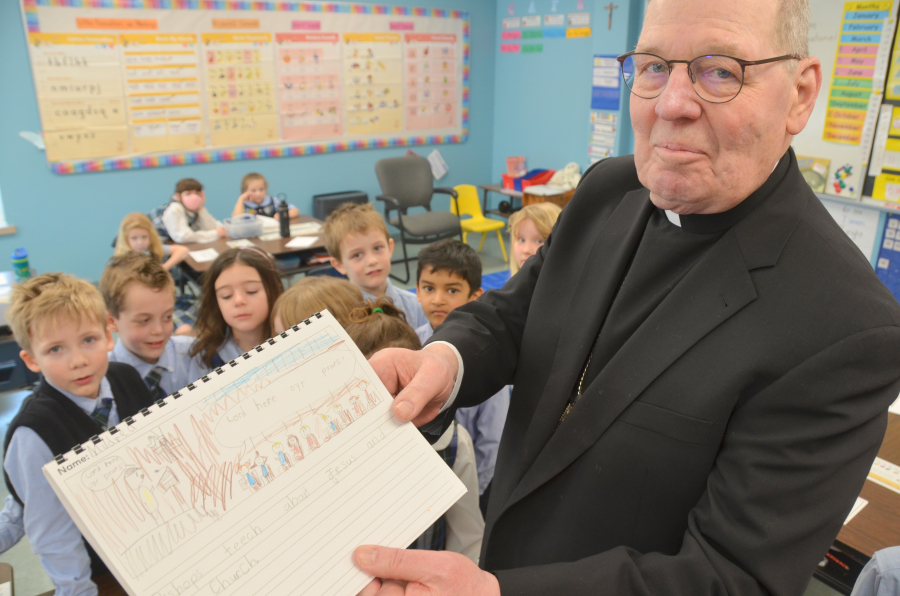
[[354, 546, 500, 596], [368, 344, 459, 428]]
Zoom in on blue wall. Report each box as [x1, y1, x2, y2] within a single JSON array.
[[0, 0, 496, 281], [489, 0, 643, 181]]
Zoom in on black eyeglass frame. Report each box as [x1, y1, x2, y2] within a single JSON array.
[[616, 51, 802, 103]]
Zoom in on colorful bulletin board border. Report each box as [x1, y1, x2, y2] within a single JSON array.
[[21, 0, 470, 175]]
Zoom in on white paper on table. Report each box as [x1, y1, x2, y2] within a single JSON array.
[[258, 231, 283, 242], [889, 392, 900, 415], [290, 222, 323, 236], [257, 215, 280, 231], [285, 236, 318, 249], [868, 456, 900, 495], [843, 497, 868, 524], [522, 184, 569, 196], [41, 311, 466, 596], [226, 239, 256, 248], [189, 248, 219, 263]]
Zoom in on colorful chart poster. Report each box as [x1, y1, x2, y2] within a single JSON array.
[[793, 0, 898, 199], [885, 18, 900, 99], [122, 33, 203, 154], [875, 213, 900, 299], [202, 33, 278, 146], [20, 1, 468, 174], [823, 2, 892, 145], [276, 33, 342, 141], [27, 33, 128, 162], [405, 33, 457, 131], [343, 33, 403, 135]]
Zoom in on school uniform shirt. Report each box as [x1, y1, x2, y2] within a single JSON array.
[[433, 421, 484, 563], [108, 335, 195, 397], [362, 280, 429, 330], [4, 378, 118, 596], [851, 546, 900, 596], [162, 199, 222, 244], [0, 495, 24, 554], [239, 195, 298, 218], [418, 323, 510, 495], [186, 332, 245, 380]]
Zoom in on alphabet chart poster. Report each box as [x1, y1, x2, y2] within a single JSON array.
[[43, 311, 466, 596], [19, 1, 469, 174]]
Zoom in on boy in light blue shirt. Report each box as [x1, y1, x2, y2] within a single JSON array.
[[323, 202, 428, 329], [414, 239, 510, 513], [101, 253, 195, 399], [3, 273, 153, 596]]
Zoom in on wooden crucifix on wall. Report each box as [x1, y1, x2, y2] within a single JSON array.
[[605, 3, 619, 29]]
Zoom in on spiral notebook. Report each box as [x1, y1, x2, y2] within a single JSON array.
[[42, 311, 466, 596]]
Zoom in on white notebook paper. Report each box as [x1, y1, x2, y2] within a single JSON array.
[[43, 311, 465, 596]]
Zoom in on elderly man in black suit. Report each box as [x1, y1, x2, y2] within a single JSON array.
[[352, 0, 900, 594]]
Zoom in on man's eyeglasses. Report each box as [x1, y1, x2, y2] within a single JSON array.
[[616, 51, 801, 104]]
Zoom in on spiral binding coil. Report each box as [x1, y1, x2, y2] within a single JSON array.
[[51, 311, 324, 466]]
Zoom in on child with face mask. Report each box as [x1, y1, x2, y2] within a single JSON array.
[[161, 178, 226, 244]]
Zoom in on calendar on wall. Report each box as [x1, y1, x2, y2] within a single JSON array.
[[19, 1, 469, 174]]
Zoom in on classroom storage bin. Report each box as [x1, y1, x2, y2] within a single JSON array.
[[224, 214, 263, 239]]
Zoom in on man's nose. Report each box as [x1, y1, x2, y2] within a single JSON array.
[[654, 63, 702, 121]]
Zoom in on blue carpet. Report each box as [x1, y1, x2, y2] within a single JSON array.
[[482, 270, 511, 291]]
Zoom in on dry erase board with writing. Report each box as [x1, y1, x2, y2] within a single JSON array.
[[791, 0, 898, 199], [18, 0, 468, 174]]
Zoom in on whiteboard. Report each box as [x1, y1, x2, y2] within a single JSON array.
[[792, 0, 898, 199], [821, 196, 883, 259], [19, 1, 469, 175]]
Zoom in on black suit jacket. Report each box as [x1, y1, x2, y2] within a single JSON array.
[[430, 149, 900, 596]]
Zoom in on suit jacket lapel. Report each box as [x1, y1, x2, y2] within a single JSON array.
[[501, 228, 758, 515], [508, 189, 655, 486]]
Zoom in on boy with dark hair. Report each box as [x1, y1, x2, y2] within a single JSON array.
[[3, 273, 153, 595], [160, 177, 225, 243], [415, 238, 510, 514]]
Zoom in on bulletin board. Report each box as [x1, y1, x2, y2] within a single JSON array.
[[19, 1, 469, 175], [791, 0, 898, 199]]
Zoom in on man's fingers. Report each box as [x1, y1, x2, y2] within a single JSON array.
[[354, 546, 438, 584], [369, 348, 455, 425], [357, 578, 382, 596]]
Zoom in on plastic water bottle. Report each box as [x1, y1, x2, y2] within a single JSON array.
[[11, 248, 30, 282], [278, 198, 290, 238]]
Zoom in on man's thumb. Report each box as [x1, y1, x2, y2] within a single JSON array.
[[354, 545, 425, 581]]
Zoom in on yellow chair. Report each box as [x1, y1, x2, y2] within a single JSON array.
[[451, 184, 508, 262]]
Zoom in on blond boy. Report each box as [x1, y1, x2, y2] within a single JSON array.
[[3, 273, 152, 595], [322, 203, 428, 329], [102, 253, 194, 400]]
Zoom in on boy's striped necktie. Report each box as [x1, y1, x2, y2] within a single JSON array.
[[90, 398, 114, 430], [144, 366, 167, 401]]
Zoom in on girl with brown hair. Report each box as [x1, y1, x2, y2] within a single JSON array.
[[188, 247, 283, 375]]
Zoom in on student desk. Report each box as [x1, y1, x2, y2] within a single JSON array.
[[176, 215, 328, 279], [814, 411, 900, 593]]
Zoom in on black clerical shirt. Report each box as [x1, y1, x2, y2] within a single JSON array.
[[576, 154, 792, 396]]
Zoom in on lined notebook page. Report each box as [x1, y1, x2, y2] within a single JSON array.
[[43, 311, 465, 596]]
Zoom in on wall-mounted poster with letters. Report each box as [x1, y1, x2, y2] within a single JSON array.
[[19, 1, 469, 174]]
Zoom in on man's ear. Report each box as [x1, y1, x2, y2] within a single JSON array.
[[20, 350, 40, 374], [468, 287, 484, 302], [786, 57, 822, 136], [330, 256, 348, 276]]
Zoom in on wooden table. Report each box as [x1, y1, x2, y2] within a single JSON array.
[[814, 412, 900, 593], [177, 215, 328, 279]]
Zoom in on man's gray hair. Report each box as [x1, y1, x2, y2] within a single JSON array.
[[775, 0, 809, 58]]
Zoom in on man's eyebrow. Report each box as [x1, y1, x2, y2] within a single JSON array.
[[636, 44, 745, 58]]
